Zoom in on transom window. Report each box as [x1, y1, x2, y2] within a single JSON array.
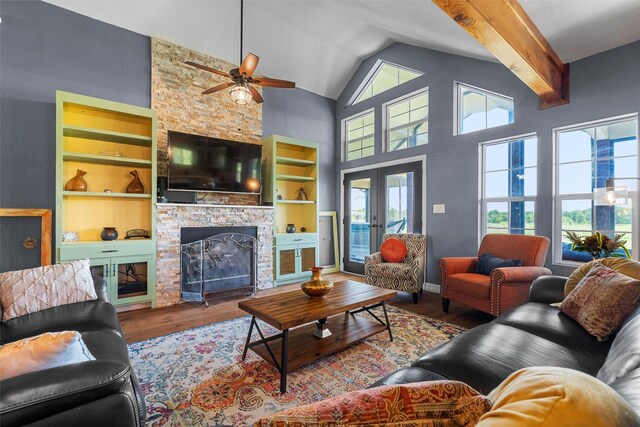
[[554, 115, 638, 263], [481, 134, 537, 236], [344, 111, 375, 161], [456, 83, 514, 134], [385, 89, 429, 152], [351, 61, 423, 105]]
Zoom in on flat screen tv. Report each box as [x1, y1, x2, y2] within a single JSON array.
[[167, 131, 261, 194]]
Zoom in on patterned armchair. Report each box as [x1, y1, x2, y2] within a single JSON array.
[[439, 234, 551, 316], [365, 233, 427, 303]]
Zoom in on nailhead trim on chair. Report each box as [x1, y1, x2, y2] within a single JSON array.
[[438, 259, 448, 298]]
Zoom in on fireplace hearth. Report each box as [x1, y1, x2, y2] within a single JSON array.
[[180, 226, 257, 303]]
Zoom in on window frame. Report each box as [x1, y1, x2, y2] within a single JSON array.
[[552, 113, 640, 266], [455, 82, 514, 135], [382, 87, 429, 153], [342, 108, 375, 162], [479, 133, 538, 239], [348, 59, 424, 106]]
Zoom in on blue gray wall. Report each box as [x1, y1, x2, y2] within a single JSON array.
[[0, 0, 151, 271], [262, 87, 336, 210], [0, 1, 337, 271], [336, 41, 640, 284]]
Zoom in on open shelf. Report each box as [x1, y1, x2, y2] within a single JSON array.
[[276, 200, 316, 204], [276, 156, 316, 166], [63, 152, 152, 168], [63, 124, 152, 147], [62, 191, 152, 199], [276, 174, 316, 182]]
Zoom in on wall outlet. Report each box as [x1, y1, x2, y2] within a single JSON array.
[[433, 204, 446, 214]]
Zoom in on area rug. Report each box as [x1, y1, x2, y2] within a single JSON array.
[[128, 306, 466, 427]]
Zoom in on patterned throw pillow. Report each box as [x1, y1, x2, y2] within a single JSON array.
[[564, 257, 640, 297], [380, 238, 408, 263], [254, 380, 491, 427], [0, 331, 95, 380], [0, 259, 97, 322], [477, 366, 640, 427], [560, 263, 640, 341]]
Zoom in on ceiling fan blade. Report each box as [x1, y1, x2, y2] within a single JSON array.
[[254, 77, 295, 88], [185, 61, 230, 78], [248, 85, 264, 104], [239, 53, 259, 77], [202, 82, 234, 95]]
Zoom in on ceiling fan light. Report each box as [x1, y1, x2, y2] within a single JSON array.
[[230, 83, 253, 105]]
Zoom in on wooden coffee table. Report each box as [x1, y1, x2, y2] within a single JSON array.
[[238, 280, 396, 393]]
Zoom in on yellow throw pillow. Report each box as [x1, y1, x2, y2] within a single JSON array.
[[565, 258, 640, 297], [0, 331, 95, 380], [477, 366, 640, 427]]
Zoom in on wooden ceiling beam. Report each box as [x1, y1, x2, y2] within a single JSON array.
[[433, 0, 569, 109]]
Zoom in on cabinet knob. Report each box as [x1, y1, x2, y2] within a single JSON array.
[[101, 250, 119, 253]]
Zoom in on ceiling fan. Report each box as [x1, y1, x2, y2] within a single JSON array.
[[185, 0, 295, 104]]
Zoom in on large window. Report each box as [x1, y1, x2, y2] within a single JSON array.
[[555, 115, 638, 263], [385, 89, 429, 152], [456, 83, 514, 134], [344, 111, 375, 161], [351, 61, 423, 105], [481, 134, 537, 236]]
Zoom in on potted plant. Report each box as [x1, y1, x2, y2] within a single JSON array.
[[565, 231, 631, 259]]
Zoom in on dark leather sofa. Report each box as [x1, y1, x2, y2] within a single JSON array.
[[0, 276, 146, 427], [372, 275, 640, 416]]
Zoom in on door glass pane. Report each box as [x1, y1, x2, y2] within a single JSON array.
[[90, 264, 106, 278], [117, 261, 148, 299], [349, 178, 371, 263], [279, 248, 296, 276], [386, 172, 412, 234], [301, 247, 316, 272]]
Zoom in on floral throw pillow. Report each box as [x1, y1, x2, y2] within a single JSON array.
[[560, 263, 640, 341], [254, 380, 491, 427]]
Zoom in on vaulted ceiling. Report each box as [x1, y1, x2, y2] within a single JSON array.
[[44, 0, 640, 99]]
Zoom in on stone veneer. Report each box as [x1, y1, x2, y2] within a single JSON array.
[[151, 37, 262, 205], [156, 203, 274, 307]]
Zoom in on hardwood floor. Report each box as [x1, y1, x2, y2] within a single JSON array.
[[117, 272, 493, 344]]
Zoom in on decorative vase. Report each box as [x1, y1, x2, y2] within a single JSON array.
[[301, 267, 334, 297], [65, 169, 88, 191], [100, 227, 118, 241], [286, 224, 296, 233], [127, 170, 144, 193]]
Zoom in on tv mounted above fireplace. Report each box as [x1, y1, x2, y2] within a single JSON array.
[[167, 131, 262, 194]]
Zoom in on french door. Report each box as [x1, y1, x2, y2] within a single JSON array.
[[343, 161, 422, 274]]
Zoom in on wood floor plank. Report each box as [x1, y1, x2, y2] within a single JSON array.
[[119, 272, 494, 344]]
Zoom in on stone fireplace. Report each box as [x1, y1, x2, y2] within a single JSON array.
[[156, 203, 273, 306]]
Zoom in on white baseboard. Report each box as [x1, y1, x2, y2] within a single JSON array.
[[422, 282, 441, 294]]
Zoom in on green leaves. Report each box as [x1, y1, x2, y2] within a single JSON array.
[[564, 231, 631, 259]]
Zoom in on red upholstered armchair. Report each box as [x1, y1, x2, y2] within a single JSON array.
[[439, 234, 551, 316]]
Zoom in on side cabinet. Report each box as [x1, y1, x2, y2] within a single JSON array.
[[55, 90, 157, 309], [275, 242, 318, 282], [262, 135, 320, 285], [88, 254, 156, 306]]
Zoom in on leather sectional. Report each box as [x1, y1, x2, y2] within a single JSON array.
[[372, 275, 640, 416], [0, 276, 146, 427]]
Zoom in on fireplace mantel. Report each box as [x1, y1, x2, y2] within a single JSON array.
[[156, 204, 274, 306]]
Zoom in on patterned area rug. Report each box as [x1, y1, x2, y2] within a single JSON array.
[[128, 306, 465, 427]]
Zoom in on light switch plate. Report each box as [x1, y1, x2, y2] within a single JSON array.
[[433, 204, 446, 214]]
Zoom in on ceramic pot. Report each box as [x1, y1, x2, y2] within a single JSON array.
[[127, 170, 144, 193], [286, 224, 296, 233], [100, 227, 118, 241], [65, 169, 88, 191], [301, 267, 334, 297]]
